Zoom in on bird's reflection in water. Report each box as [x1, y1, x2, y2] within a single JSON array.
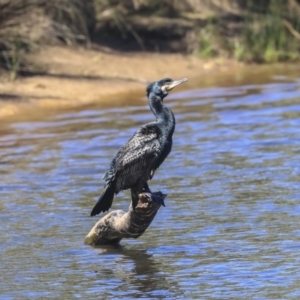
[[93, 244, 179, 298]]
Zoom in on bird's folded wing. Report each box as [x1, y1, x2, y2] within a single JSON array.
[[113, 127, 160, 191]]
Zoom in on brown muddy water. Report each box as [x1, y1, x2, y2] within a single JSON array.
[[1, 65, 300, 299]]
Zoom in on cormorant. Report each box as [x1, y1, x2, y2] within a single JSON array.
[[90, 77, 187, 216]]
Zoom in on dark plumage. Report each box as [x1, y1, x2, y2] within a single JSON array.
[[90, 77, 187, 216]]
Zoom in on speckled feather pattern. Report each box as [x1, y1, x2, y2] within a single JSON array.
[[104, 123, 162, 193]]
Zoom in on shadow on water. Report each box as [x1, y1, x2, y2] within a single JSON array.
[[90, 245, 180, 298]]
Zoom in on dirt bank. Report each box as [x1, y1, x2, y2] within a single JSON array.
[[0, 46, 237, 121]]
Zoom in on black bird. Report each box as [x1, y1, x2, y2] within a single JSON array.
[[90, 78, 187, 216]]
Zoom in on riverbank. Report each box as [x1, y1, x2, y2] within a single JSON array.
[[0, 45, 237, 121]]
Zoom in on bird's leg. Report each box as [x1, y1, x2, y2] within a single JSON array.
[[131, 186, 140, 210], [142, 182, 151, 193], [131, 181, 165, 209]]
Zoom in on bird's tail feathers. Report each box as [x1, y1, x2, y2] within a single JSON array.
[[90, 184, 115, 216]]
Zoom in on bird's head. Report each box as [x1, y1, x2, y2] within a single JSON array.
[[146, 78, 188, 100]]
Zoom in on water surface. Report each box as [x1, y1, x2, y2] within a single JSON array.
[[1, 66, 300, 299]]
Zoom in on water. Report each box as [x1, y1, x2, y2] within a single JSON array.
[[1, 66, 300, 299]]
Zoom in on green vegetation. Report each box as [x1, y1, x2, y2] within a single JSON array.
[[232, 0, 300, 62], [195, 0, 300, 62], [0, 0, 300, 80]]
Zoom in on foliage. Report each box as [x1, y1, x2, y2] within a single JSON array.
[[194, 0, 300, 62], [0, 0, 93, 80], [233, 0, 300, 62], [0, 0, 300, 80]]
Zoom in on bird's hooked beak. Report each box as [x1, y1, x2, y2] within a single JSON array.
[[162, 78, 188, 92]]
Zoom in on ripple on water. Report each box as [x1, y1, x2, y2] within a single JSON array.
[[1, 72, 300, 298]]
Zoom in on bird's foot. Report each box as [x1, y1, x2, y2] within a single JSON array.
[[151, 191, 167, 207]]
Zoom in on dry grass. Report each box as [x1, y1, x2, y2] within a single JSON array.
[[0, 0, 300, 80], [0, 0, 93, 80]]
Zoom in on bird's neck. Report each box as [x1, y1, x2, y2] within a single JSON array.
[[149, 94, 175, 137]]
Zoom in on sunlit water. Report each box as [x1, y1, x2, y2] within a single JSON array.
[[1, 67, 300, 299]]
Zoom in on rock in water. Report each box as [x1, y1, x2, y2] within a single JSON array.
[[85, 192, 166, 246]]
